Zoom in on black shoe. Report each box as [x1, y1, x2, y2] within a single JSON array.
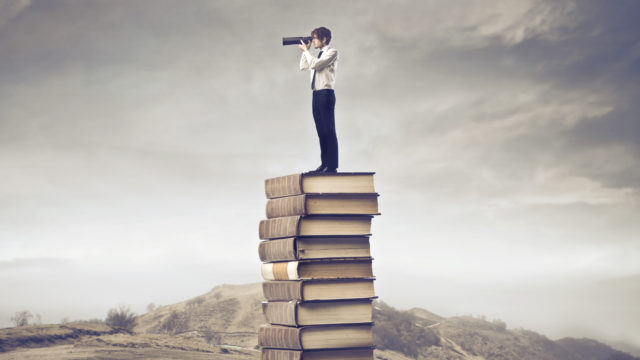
[[313, 164, 327, 172], [324, 167, 337, 173]]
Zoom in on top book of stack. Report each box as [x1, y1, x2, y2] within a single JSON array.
[[265, 172, 376, 199]]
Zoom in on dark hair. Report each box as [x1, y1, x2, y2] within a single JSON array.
[[311, 27, 332, 44]]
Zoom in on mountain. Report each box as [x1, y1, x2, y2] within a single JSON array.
[[417, 315, 637, 360], [136, 282, 263, 349], [1, 282, 637, 360], [134, 282, 638, 360]]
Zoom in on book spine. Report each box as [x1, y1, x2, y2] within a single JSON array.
[[262, 262, 299, 281], [263, 301, 298, 326], [266, 195, 307, 218], [262, 281, 303, 301], [259, 238, 298, 262], [265, 174, 303, 199], [259, 216, 302, 240], [258, 324, 303, 349], [261, 349, 302, 360]]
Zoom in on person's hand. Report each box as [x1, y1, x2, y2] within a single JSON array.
[[298, 40, 310, 51]]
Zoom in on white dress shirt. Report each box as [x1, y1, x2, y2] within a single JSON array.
[[300, 45, 338, 91]]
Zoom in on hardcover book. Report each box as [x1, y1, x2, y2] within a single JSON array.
[[258, 236, 371, 262], [262, 299, 373, 326], [265, 172, 376, 199], [258, 324, 374, 350], [259, 215, 373, 240], [261, 347, 374, 360], [266, 194, 379, 218], [261, 259, 374, 281], [262, 279, 376, 301]]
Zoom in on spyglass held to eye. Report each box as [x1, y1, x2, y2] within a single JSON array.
[[282, 36, 312, 46]]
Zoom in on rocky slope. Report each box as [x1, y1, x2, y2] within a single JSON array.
[[2, 282, 637, 360], [134, 282, 638, 360], [136, 282, 263, 349]]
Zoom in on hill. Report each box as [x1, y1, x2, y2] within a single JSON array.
[[1, 282, 637, 360], [136, 282, 263, 349], [0, 321, 254, 359], [135, 282, 638, 360]]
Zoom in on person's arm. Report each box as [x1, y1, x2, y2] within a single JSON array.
[[300, 52, 311, 70], [299, 40, 311, 70], [301, 48, 338, 70]]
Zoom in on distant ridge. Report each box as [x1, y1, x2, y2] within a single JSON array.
[[133, 282, 640, 360], [135, 282, 263, 349], [1, 282, 637, 359]]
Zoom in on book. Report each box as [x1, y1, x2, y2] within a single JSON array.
[[259, 172, 379, 356], [265, 172, 375, 199], [262, 299, 373, 326], [261, 259, 374, 281], [266, 194, 379, 218], [258, 324, 373, 350], [262, 279, 376, 301], [261, 347, 374, 360], [259, 216, 372, 240], [258, 236, 371, 262]]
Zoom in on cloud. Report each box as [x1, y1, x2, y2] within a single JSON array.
[[0, 257, 68, 270], [560, 104, 640, 190], [0, 0, 30, 29], [338, 0, 640, 204], [0, 0, 639, 346], [335, 0, 582, 64]]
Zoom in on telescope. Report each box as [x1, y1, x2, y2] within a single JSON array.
[[282, 36, 312, 46]]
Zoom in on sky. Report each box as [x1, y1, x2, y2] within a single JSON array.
[[1, 0, 639, 353]]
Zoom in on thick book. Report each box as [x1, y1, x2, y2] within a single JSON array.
[[261, 347, 374, 360], [265, 172, 375, 199], [258, 236, 371, 262], [258, 324, 373, 350], [262, 279, 376, 301], [261, 259, 373, 281], [259, 215, 372, 240], [266, 194, 379, 218], [262, 299, 373, 326]]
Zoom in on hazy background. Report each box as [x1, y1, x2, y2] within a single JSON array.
[[1, 0, 639, 353]]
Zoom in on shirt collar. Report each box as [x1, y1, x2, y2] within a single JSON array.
[[321, 45, 330, 52]]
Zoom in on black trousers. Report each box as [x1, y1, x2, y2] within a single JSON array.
[[312, 89, 338, 169]]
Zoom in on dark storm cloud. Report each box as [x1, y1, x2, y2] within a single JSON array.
[[337, 0, 640, 194], [500, 1, 640, 190], [563, 106, 640, 189]]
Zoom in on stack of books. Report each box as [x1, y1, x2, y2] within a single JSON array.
[[257, 172, 380, 360]]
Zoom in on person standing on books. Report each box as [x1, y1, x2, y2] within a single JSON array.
[[299, 27, 339, 173]]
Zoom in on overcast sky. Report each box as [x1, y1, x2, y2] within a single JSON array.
[[1, 0, 639, 353]]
